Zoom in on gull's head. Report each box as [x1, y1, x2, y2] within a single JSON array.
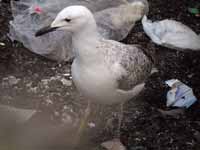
[[35, 5, 96, 36]]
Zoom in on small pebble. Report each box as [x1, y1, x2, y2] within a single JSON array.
[[88, 122, 96, 128], [187, 73, 194, 78], [63, 73, 71, 77], [101, 139, 126, 150], [54, 111, 60, 117], [62, 113, 73, 124], [63, 105, 68, 110], [60, 78, 72, 86], [3, 76, 20, 85], [0, 42, 5, 46], [45, 99, 53, 105], [28, 87, 37, 93]]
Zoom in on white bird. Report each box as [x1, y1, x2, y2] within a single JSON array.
[[142, 15, 200, 50], [35, 5, 152, 138]]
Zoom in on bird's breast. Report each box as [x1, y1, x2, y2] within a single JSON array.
[[71, 60, 120, 104]]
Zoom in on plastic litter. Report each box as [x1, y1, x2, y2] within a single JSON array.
[[142, 15, 200, 51], [165, 79, 197, 108], [95, 0, 148, 41], [9, 0, 148, 61], [0, 42, 5, 46], [101, 139, 126, 150], [2, 75, 20, 85], [0, 104, 36, 123]]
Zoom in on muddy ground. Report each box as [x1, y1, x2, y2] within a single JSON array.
[[0, 0, 200, 150]]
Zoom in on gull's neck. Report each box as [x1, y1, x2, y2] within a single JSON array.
[[72, 21, 102, 65]]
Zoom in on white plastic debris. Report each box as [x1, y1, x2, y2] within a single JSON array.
[[88, 122, 96, 128], [165, 79, 197, 108], [0, 42, 5, 46], [2, 75, 21, 86], [142, 15, 200, 50], [9, 0, 148, 61], [95, 0, 149, 41], [60, 78, 72, 86], [101, 139, 126, 150], [41, 75, 72, 87]]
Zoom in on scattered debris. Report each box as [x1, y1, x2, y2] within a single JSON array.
[[54, 111, 60, 117], [28, 86, 38, 93], [61, 112, 75, 125], [151, 67, 159, 74], [88, 122, 96, 128], [101, 139, 126, 150], [41, 75, 72, 87], [130, 146, 146, 150], [2, 75, 20, 86], [63, 73, 71, 77], [187, 73, 194, 79], [60, 78, 72, 87], [193, 130, 200, 142], [165, 79, 197, 108], [45, 98, 53, 105], [142, 15, 200, 50], [0, 104, 37, 123], [9, 0, 148, 61], [33, 6, 43, 14], [0, 42, 5, 46], [188, 7, 200, 17], [158, 108, 185, 118]]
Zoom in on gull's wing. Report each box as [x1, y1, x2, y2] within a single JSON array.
[[116, 45, 152, 91], [100, 39, 153, 91]]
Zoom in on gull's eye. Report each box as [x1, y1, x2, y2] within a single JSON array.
[[64, 18, 71, 22]]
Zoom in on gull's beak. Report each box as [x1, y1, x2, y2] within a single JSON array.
[[35, 26, 58, 37]]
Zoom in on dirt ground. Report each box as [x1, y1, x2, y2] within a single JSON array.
[[0, 0, 200, 150]]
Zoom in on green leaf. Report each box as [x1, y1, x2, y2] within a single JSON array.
[[188, 8, 199, 14]]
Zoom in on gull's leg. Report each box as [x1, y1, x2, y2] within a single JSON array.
[[115, 83, 145, 138], [116, 102, 124, 138], [77, 101, 91, 135], [74, 101, 91, 145]]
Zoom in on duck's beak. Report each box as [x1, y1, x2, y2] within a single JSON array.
[[35, 26, 58, 37]]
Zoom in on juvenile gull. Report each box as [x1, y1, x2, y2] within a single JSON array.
[[35, 5, 152, 137]]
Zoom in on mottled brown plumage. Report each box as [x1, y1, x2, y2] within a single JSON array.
[[99, 39, 152, 91]]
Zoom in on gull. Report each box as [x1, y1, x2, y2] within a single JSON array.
[[35, 5, 153, 138]]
